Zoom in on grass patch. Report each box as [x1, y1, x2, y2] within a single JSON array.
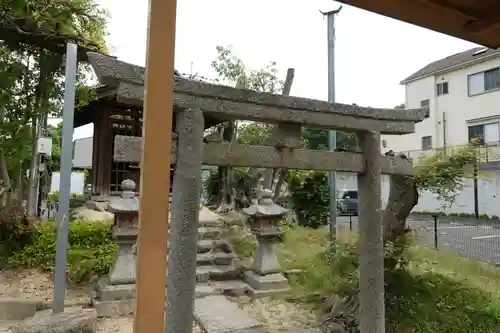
[[409, 245, 500, 298], [222, 224, 329, 269], [225, 225, 500, 333]]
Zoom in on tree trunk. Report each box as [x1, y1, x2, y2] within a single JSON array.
[[272, 169, 285, 201], [0, 108, 12, 194], [263, 68, 295, 191], [0, 154, 12, 208], [382, 174, 419, 243], [216, 121, 236, 212], [27, 53, 53, 219], [26, 116, 39, 218]]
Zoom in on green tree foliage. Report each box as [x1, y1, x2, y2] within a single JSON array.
[[237, 122, 273, 145], [212, 45, 283, 93], [0, 0, 108, 209], [414, 145, 477, 205], [1, 0, 108, 52], [301, 128, 358, 151], [209, 45, 286, 208]]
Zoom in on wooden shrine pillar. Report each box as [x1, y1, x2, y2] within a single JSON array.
[[90, 111, 100, 194], [91, 109, 113, 196], [133, 0, 177, 332]]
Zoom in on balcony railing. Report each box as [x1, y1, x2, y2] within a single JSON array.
[[398, 142, 500, 166]]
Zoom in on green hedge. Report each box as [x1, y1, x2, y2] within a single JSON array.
[[5, 220, 117, 283], [288, 171, 345, 229]]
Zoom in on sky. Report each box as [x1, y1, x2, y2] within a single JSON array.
[[71, 0, 478, 140]]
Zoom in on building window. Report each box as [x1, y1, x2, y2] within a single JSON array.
[[468, 67, 500, 95], [485, 68, 500, 90], [421, 136, 432, 150], [436, 82, 449, 96], [420, 99, 430, 118], [468, 122, 500, 145]]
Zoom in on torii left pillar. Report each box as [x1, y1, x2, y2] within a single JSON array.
[[134, 0, 178, 332]]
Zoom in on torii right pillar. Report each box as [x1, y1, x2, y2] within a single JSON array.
[[357, 130, 385, 333]]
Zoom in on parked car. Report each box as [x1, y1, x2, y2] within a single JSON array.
[[338, 189, 358, 216]]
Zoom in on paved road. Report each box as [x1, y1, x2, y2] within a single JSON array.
[[331, 216, 500, 265]]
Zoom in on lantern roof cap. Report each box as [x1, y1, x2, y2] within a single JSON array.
[[243, 189, 287, 217]]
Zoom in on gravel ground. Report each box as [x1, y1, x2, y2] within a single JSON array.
[[96, 296, 316, 333], [234, 296, 317, 332], [1, 269, 317, 332], [0, 269, 88, 303], [96, 317, 205, 333]]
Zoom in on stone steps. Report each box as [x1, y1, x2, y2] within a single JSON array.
[[168, 239, 232, 254], [195, 280, 247, 298], [93, 280, 249, 318], [196, 252, 235, 266], [196, 265, 244, 283], [198, 227, 222, 240], [92, 208, 249, 319], [198, 219, 224, 228], [195, 212, 243, 288]]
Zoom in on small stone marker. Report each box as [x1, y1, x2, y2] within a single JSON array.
[[12, 307, 97, 333], [0, 298, 40, 320], [194, 295, 264, 333]]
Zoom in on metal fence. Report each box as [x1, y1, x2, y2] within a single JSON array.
[[400, 142, 500, 166], [409, 214, 500, 266], [334, 214, 500, 266]]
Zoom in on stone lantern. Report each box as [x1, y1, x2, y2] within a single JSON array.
[[106, 179, 139, 285], [243, 188, 290, 295]]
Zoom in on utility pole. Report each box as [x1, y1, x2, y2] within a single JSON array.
[[52, 41, 78, 314], [321, 5, 342, 238]]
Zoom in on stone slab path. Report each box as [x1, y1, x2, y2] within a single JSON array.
[[195, 295, 264, 333]]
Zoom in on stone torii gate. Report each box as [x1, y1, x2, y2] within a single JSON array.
[[87, 52, 427, 333]]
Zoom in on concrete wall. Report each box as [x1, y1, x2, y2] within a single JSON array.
[[50, 171, 85, 195], [337, 170, 500, 217]]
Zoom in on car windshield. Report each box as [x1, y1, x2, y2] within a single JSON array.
[[342, 191, 358, 199]]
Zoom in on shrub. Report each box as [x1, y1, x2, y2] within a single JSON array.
[[7, 220, 117, 283], [289, 171, 329, 229], [203, 167, 251, 204], [0, 205, 34, 261], [47, 191, 60, 204]]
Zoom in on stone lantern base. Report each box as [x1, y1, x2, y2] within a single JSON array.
[[108, 229, 138, 285], [244, 271, 290, 297], [243, 235, 290, 296]]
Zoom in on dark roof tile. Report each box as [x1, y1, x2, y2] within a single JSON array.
[[401, 47, 500, 84]]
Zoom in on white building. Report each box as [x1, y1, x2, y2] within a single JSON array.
[[380, 47, 500, 216], [383, 46, 500, 164]]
